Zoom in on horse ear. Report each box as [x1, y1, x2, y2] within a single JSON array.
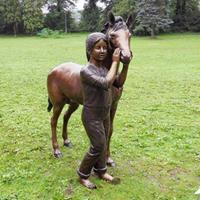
[[126, 14, 133, 28], [101, 22, 109, 33], [108, 11, 115, 25]]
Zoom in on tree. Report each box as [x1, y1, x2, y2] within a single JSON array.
[[95, 0, 115, 30], [171, 0, 200, 31], [99, 0, 115, 18], [49, 0, 75, 11], [0, 1, 5, 33], [80, 0, 101, 32], [112, 0, 135, 19], [135, 0, 173, 37], [22, 0, 45, 34], [44, 0, 76, 32], [187, 0, 200, 32], [3, 0, 22, 36], [45, 10, 74, 31], [0, 0, 46, 35]]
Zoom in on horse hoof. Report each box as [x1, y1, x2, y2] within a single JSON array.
[[64, 141, 73, 148], [107, 161, 116, 167], [107, 158, 116, 167], [54, 152, 63, 158], [110, 177, 120, 185]]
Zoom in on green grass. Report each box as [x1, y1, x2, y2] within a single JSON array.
[[0, 33, 200, 200]]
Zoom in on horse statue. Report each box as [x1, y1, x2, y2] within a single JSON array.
[[47, 12, 133, 166]]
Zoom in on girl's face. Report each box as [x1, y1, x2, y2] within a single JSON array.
[[91, 39, 108, 61]]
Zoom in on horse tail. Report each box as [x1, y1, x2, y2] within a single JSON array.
[[47, 98, 53, 112]]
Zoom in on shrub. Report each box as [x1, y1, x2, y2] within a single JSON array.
[[37, 28, 62, 38]]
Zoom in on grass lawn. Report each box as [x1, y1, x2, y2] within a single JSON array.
[[0, 33, 200, 200]]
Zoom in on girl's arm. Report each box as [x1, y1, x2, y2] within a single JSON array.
[[106, 48, 120, 87], [80, 49, 120, 90]]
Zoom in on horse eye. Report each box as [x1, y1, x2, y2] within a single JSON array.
[[110, 33, 116, 38]]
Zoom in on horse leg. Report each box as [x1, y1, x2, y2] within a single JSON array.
[[106, 102, 118, 167], [62, 102, 79, 147], [51, 103, 64, 158]]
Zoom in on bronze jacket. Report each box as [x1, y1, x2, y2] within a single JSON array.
[[80, 64, 115, 119]]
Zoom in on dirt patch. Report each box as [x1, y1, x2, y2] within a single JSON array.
[[167, 167, 189, 180], [64, 184, 74, 196]]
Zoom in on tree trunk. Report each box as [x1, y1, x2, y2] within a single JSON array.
[[175, 0, 186, 28], [57, 0, 61, 12], [64, 12, 67, 33], [182, 0, 186, 15], [150, 25, 156, 39], [175, 0, 186, 16], [13, 22, 17, 37], [175, 0, 181, 16]]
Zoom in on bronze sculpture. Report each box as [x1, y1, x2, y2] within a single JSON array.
[[78, 32, 121, 189], [47, 12, 133, 166]]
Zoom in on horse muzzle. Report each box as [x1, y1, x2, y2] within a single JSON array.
[[120, 50, 133, 64]]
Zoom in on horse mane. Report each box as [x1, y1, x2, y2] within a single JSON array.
[[101, 16, 128, 34], [101, 15, 128, 54]]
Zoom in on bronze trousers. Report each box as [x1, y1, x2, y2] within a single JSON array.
[[77, 106, 110, 179]]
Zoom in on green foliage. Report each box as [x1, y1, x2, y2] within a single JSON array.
[[112, 0, 135, 19], [37, 28, 62, 38], [44, 0, 77, 32], [44, 10, 62, 30], [0, 33, 200, 199], [0, 1, 5, 32], [171, 0, 200, 32], [44, 10, 75, 32], [0, 0, 46, 35], [80, 0, 101, 32], [135, 0, 173, 37], [3, 0, 22, 35], [46, 0, 76, 11], [133, 25, 146, 36], [98, 0, 115, 26], [22, 0, 44, 34], [0, 0, 200, 35]]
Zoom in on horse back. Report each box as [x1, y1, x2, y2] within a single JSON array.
[[47, 62, 83, 105]]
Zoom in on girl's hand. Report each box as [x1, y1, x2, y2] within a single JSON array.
[[112, 48, 120, 63]]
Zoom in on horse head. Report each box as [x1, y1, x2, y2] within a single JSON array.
[[102, 12, 133, 64]]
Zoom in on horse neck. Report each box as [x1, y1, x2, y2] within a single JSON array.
[[104, 50, 114, 70]]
